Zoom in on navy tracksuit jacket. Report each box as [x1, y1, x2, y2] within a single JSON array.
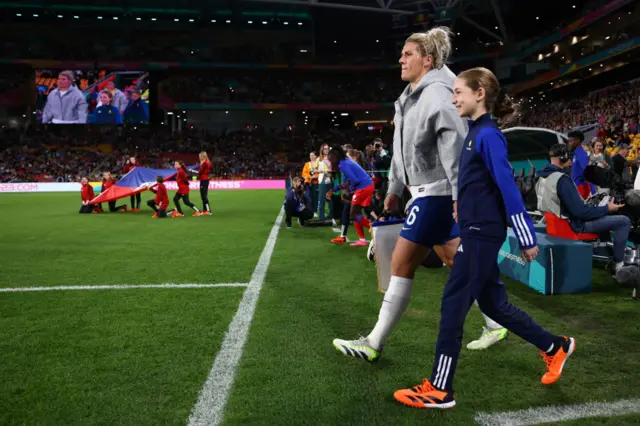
[[429, 113, 554, 392]]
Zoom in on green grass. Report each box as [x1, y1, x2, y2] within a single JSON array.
[[0, 289, 244, 425], [1, 191, 640, 425]]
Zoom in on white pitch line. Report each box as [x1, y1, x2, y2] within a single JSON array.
[[187, 208, 284, 426], [475, 398, 640, 426], [0, 283, 249, 293]]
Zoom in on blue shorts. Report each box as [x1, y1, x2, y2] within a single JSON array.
[[399, 196, 460, 248]]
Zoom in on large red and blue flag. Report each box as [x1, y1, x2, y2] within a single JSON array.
[[89, 166, 195, 204]]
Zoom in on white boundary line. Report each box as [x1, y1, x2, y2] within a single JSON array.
[[187, 208, 284, 426], [475, 398, 640, 426], [0, 283, 249, 293]]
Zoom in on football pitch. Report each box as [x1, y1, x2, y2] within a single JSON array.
[[1, 190, 640, 426]]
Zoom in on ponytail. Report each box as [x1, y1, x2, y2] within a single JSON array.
[[494, 90, 518, 127], [405, 26, 453, 70]]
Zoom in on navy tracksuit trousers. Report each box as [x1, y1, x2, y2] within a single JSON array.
[[430, 238, 554, 392]]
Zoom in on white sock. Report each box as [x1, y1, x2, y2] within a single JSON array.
[[341, 225, 347, 238], [360, 238, 366, 242], [476, 301, 503, 330], [615, 262, 624, 273], [367, 276, 413, 350]]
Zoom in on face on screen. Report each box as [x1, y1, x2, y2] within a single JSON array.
[[57, 75, 71, 90], [99, 93, 111, 106]]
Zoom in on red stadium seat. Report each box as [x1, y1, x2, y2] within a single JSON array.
[[543, 212, 599, 241]]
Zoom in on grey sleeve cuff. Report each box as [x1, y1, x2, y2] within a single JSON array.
[[387, 180, 405, 198]]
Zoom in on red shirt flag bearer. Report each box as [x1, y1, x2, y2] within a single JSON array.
[[79, 177, 97, 214], [147, 176, 170, 218], [122, 156, 141, 211], [196, 151, 213, 215], [171, 161, 201, 218], [100, 172, 127, 212]]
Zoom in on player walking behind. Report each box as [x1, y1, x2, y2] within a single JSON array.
[[333, 28, 506, 362], [326, 145, 375, 247], [393, 67, 575, 409]]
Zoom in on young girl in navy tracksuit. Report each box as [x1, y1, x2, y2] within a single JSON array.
[[93, 90, 123, 125], [393, 68, 576, 409]]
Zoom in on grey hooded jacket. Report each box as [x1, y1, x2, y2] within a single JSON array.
[[42, 86, 88, 124], [388, 65, 466, 200]]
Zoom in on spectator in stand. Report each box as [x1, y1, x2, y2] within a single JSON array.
[[589, 139, 610, 169], [196, 152, 213, 215], [301, 151, 319, 216], [123, 90, 150, 125], [100, 172, 127, 212], [147, 176, 170, 218], [317, 143, 335, 224], [79, 177, 97, 213], [568, 131, 590, 199], [122, 156, 141, 211], [611, 144, 639, 179], [619, 130, 631, 147], [41, 70, 88, 124], [93, 90, 123, 125], [628, 117, 639, 135], [172, 160, 201, 217]]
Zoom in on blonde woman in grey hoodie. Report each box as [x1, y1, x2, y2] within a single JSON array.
[[41, 70, 88, 124], [333, 27, 507, 361]]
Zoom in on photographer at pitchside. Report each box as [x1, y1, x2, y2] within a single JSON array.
[[284, 177, 314, 228]]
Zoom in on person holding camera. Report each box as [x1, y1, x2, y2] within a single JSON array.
[[372, 138, 391, 190], [537, 143, 631, 275], [284, 177, 314, 228]]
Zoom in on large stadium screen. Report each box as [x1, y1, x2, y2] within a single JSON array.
[[35, 69, 149, 125]]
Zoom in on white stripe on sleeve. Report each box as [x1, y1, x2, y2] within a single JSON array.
[[520, 213, 534, 245], [511, 214, 528, 247]]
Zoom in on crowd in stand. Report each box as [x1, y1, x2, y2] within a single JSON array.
[[160, 73, 403, 104], [0, 125, 391, 183], [520, 80, 640, 133]]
